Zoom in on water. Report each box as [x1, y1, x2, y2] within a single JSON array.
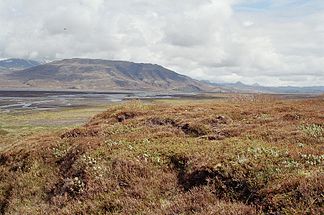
[[0, 90, 188, 111]]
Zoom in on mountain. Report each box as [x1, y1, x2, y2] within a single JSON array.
[[3, 58, 216, 92], [206, 81, 324, 94], [0, 58, 41, 71]]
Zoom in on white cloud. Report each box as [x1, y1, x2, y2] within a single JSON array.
[[0, 0, 323, 86]]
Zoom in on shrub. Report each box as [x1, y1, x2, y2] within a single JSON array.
[[300, 124, 323, 138]]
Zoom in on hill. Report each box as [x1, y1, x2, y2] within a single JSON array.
[[0, 96, 323, 214], [4, 58, 215, 92]]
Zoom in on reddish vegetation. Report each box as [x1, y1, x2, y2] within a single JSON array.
[[0, 96, 323, 214]]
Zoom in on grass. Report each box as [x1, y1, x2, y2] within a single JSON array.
[[0, 106, 106, 152], [0, 96, 323, 214]]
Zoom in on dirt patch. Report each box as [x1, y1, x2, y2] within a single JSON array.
[[163, 187, 259, 215], [275, 106, 297, 113], [101, 202, 123, 214], [116, 112, 136, 122], [210, 115, 232, 126], [180, 123, 208, 137], [183, 168, 216, 190], [0, 154, 8, 166], [150, 118, 208, 137], [61, 127, 100, 138], [282, 113, 301, 121], [204, 129, 240, 141], [241, 111, 252, 116], [170, 156, 261, 205], [170, 155, 188, 171], [150, 117, 177, 126], [8, 154, 32, 172], [0, 185, 13, 215]]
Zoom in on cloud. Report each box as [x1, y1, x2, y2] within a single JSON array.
[[0, 0, 323, 86]]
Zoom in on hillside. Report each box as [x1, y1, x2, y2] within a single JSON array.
[[0, 58, 41, 71], [0, 96, 323, 214], [3, 58, 215, 92]]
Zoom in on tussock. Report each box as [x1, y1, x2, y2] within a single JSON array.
[[0, 96, 323, 214]]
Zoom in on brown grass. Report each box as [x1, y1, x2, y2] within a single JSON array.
[[0, 96, 323, 214]]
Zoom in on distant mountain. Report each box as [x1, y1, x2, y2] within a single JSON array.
[[2, 58, 218, 92], [263, 86, 324, 94], [205, 81, 324, 94], [1, 58, 322, 93], [0, 58, 41, 71]]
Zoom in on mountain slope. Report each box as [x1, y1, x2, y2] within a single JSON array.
[[5, 58, 214, 92], [0, 58, 41, 71]]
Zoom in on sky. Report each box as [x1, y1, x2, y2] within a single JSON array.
[[0, 0, 323, 86]]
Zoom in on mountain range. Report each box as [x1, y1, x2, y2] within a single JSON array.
[[0, 58, 41, 71], [0, 58, 216, 92], [0, 58, 323, 93], [205, 81, 324, 94]]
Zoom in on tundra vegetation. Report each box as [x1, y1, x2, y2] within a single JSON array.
[[0, 95, 323, 214]]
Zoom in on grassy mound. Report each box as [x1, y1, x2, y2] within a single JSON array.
[[0, 97, 323, 214]]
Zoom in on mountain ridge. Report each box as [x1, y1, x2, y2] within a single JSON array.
[[205, 81, 324, 94], [0, 58, 41, 71], [2, 58, 218, 92], [1, 58, 322, 94]]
